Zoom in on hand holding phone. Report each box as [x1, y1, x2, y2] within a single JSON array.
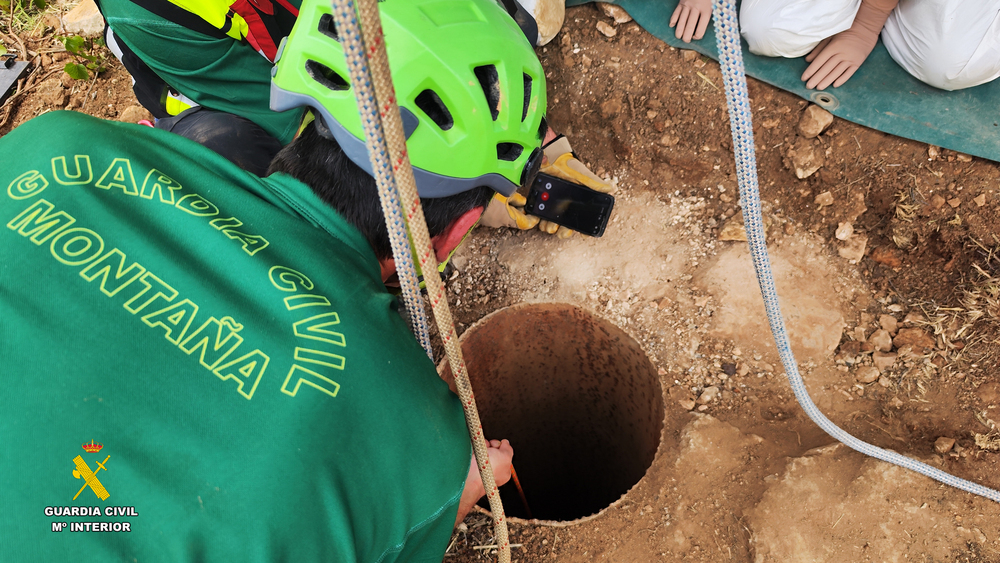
[[524, 173, 615, 237]]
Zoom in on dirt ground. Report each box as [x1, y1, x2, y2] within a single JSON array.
[[3, 2, 1000, 562]]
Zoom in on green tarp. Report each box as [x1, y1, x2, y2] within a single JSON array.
[[568, 0, 1000, 161]]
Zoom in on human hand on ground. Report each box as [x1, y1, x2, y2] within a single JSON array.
[[801, 0, 898, 90], [537, 135, 613, 238], [668, 0, 712, 43]]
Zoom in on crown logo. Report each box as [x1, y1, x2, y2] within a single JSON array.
[[82, 440, 103, 453]]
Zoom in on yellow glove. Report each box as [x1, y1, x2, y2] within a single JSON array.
[[537, 135, 613, 238], [479, 192, 541, 230]]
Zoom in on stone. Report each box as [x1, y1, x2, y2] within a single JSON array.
[[600, 97, 622, 117], [868, 329, 893, 352], [956, 153, 972, 162], [118, 105, 153, 124], [597, 2, 633, 24], [837, 233, 868, 262], [872, 351, 897, 373], [927, 145, 940, 160], [679, 399, 697, 411], [893, 328, 936, 351], [947, 198, 961, 208], [814, 191, 834, 207], [659, 134, 679, 147], [36, 78, 66, 107], [879, 314, 898, 335], [697, 386, 720, 404], [835, 222, 853, 241], [870, 246, 903, 268], [681, 49, 698, 61], [785, 138, 824, 179], [930, 194, 946, 209], [533, 0, 565, 46], [797, 104, 834, 138], [722, 362, 736, 376], [596, 21, 617, 37], [902, 312, 926, 325], [977, 381, 1000, 406], [719, 214, 771, 242], [62, 0, 105, 37], [934, 437, 956, 454], [855, 366, 880, 383], [974, 193, 987, 207], [878, 375, 892, 387], [845, 191, 868, 222]]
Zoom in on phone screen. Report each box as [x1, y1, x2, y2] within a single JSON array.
[[524, 173, 615, 237]]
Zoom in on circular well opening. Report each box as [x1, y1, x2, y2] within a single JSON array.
[[458, 303, 664, 523]]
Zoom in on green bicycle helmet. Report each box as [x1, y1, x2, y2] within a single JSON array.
[[270, 0, 547, 198]]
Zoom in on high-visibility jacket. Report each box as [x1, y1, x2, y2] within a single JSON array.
[[127, 0, 301, 62]]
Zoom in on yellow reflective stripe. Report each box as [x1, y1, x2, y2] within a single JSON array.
[[162, 0, 233, 30], [225, 13, 250, 41]]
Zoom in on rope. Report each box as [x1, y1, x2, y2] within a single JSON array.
[[327, 4, 432, 358], [711, 0, 1000, 503], [328, 1, 512, 560]]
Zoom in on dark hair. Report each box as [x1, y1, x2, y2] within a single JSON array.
[[267, 123, 494, 260]]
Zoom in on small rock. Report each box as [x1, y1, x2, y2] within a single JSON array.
[[797, 104, 834, 138], [893, 328, 936, 351], [872, 351, 897, 372], [814, 191, 834, 207], [838, 340, 861, 356], [974, 193, 987, 207], [947, 197, 961, 208], [889, 396, 905, 408], [927, 145, 940, 160], [934, 437, 956, 454], [646, 110, 659, 119], [870, 246, 903, 268], [62, 0, 105, 37], [956, 153, 972, 162], [855, 366, 880, 384], [681, 49, 698, 61], [878, 375, 892, 388], [845, 191, 868, 223], [759, 362, 774, 373], [786, 139, 824, 179], [118, 105, 153, 124], [659, 134, 679, 147], [835, 222, 853, 240], [976, 381, 1000, 406], [722, 362, 736, 376], [37, 78, 66, 107], [597, 2, 633, 24], [600, 97, 622, 118], [738, 363, 750, 376], [868, 329, 893, 352], [930, 194, 946, 209], [697, 386, 720, 404], [879, 314, 898, 335], [718, 214, 771, 242], [679, 398, 697, 410], [837, 233, 867, 262], [596, 21, 617, 37], [451, 254, 469, 272]]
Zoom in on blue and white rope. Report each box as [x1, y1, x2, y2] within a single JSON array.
[[330, 0, 433, 358], [711, 0, 1000, 502]]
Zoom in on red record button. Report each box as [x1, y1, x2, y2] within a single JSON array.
[[540, 191, 550, 201]]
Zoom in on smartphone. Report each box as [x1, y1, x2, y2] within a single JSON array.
[[524, 173, 615, 237]]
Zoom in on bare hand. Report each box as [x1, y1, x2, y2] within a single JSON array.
[[801, 30, 874, 89], [668, 0, 712, 43], [455, 439, 514, 526]]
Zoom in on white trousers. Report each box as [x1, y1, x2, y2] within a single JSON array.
[[740, 0, 1000, 90]]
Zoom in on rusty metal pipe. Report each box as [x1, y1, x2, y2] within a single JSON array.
[[460, 303, 664, 523]]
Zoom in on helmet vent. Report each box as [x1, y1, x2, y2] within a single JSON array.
[[318, 14, 340, 41], [306, 59, 349, 92], [415, 89, 454, 131], [497, 143, 523, 162], [474, 65, 501, 121], [522, 73, 532, 122]]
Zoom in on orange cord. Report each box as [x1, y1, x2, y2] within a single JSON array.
[[509, 465, 532, 520]]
